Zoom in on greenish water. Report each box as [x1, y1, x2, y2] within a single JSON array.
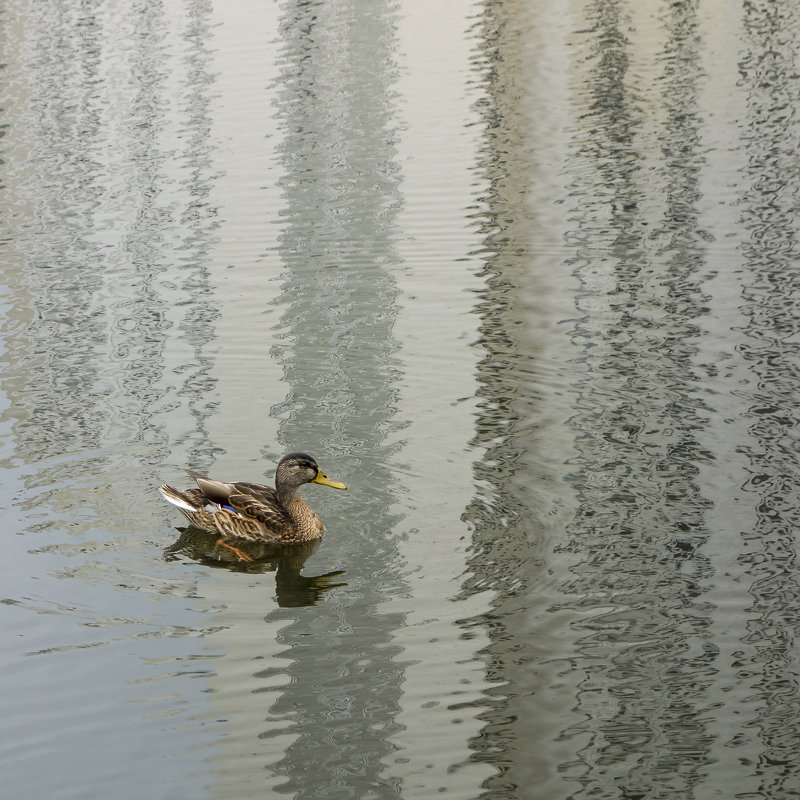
[[1, 1, 800, 799]]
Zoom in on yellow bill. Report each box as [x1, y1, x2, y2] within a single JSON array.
[[313, 471, 347, 490]]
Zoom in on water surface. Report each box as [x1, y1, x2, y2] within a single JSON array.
[[1, 1, 800, 799]]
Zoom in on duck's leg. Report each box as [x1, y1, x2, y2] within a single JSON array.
[[216, 538, 253, 562]]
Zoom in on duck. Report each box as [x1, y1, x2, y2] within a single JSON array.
[[159, 452, 346, 560]]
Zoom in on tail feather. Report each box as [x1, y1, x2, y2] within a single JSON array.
[[159, 484, 201, 514]]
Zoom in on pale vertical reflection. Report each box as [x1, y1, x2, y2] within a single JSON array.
[[203, 0, 285, 463], [0, 0, 36, 639], [91, 0, 221, 521], [377, 1, 494, 795], [456, 0, 582, 797], [0, 0, 221, 523], [0, 0, 223, 795], [184, 4, 291, 794], [246, 1, 407, 797]]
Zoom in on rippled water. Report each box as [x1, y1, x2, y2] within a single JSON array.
[[2, 0, 800, 798]]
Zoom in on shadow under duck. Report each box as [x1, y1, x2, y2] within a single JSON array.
[[164, 531, 347, 605], [159, 452, 346, 559]]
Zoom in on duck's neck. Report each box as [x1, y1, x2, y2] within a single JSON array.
[[276, 483, 299, 507], [280, 487, 324, 538]]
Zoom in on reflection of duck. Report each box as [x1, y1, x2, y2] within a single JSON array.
[[164, 529, 346, 607], [158, 452, 346, 560]]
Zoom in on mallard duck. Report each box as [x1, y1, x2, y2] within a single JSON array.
[[159, 452, 346, 559]]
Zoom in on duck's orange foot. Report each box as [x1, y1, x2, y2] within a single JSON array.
[[216, 538, 253, 562]]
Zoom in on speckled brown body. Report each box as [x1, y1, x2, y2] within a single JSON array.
[[170, 490, 324, 543]]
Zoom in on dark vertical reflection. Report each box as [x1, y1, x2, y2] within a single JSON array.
[[258, 1, 406, 796], [736, 1, 800, 792], [458, 0, 576, 796], [559, 2, 717, 798], [462, 0, 723, 797]]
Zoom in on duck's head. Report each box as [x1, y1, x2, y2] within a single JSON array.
[[277, 452, 347, 492]]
